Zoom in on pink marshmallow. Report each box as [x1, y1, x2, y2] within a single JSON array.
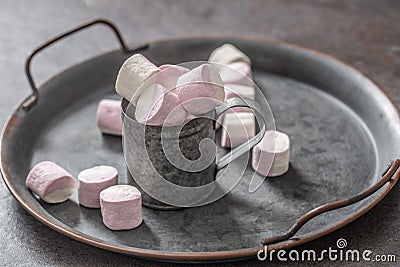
[[219, 62, 253, 86], [176, 64, 225, 115], [78, 166, 118, 208], [96, 99, 123, 136], [100, 185, 142, 230], [157, 64, 189, 91], [26, 161, 76, 203], [135, 84, 186, 126]]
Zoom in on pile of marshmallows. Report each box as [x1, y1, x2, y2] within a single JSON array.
[[25, 44, 291, 231]]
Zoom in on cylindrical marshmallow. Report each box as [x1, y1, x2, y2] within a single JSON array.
[[135, 84, 186, 126], [96, 99, 123, 136], [78, 166, 118, 208], [221, 112, 255, 147], [176, 64, 225, 115], [115, 54, 160, 104], [157, 64, 189, 91], [252, 130, 290, 177], [208, 43, 251, 65], [100, 185, 142, 230], [219, 62, 253, 86], [26, 161, 76, 204]]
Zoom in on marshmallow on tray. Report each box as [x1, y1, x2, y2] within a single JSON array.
[[157, 64, 189, 92], [176, 64, 225, 115], [78, 166, 118, 208], [26, 161, 76, 204], [96, 99, 123, 136], [219, 61, 253, 86], [100, 185, 142, 230], [252, 130, 290, 177], [208, 43, 251, 65], [215, 84, 256, 129], [221, 112, 255, 147], [135, 84, 187, 126], [115, 54, 160, 104]]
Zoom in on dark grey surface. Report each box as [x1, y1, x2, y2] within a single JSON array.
[[1, 0, 400, 266]]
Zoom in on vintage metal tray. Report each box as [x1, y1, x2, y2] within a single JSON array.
[[1, 20, 400, 263]]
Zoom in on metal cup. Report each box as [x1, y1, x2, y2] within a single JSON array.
[[121, 97, 267, 210]]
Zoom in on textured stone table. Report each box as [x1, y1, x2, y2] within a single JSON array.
[[0, 0, 399, 266]]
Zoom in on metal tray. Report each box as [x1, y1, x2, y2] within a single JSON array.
[[1, 20, 400, 263]]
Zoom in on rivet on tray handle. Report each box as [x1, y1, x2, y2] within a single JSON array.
[[23, 19, 149, 111], [261, 159, 400, 246]]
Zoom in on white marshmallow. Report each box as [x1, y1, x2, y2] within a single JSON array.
[[221, 112, 255, 147], [252, 130, 290, 177], [208, 43, 251, 65], [115, 54, 160, 104]]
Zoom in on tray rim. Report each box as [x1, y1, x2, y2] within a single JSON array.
[[1, 35, 400, 262]]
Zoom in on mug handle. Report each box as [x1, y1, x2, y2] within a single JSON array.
[[215, 97, 268, 170]]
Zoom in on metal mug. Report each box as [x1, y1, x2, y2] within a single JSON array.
[[121, 97, 267, 210]]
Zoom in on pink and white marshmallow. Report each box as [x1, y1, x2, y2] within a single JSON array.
[[78, 166, 118, 208], [100, 185, 142, 230], [219, 61, 253, 86], [26, 161, 76, 203], [176, 64, 225, 115], [252, 130, 290, 177], [221, 112, 255, 147], [135, 84, 187, 126], [96, 99, 123, 136], [216, 84, 256, 129], [115, 54, 160, 104], [157, 64, 189, 92], [208, 43, 251, 65]]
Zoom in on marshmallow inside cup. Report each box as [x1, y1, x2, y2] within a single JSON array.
[[176, 64, 225, 115], [115, 54, 160, 105], [25, 161, 76, 204], [157, 64, 189, 92], [135, 84, 186, 126]]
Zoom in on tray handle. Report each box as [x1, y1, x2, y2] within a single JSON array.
[[23, 19, 148, 111], [261, 159, 400, 246]]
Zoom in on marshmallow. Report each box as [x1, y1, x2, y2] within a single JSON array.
[[100, 185, 142, 230], [26, 161, 76, 203], [96, 99, 123, 136], [221, 112, 255, 147], [158, 64, 189, 91], [135, 84, 186, 126], [78, 166, 118, 208], [115, 54, 160, 104], [208, 43, 251, 65], [176, 64, 225, 115], [219, 62, 253, 86], [215, 84, 256, 129], [252, 130, 290, 177]]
